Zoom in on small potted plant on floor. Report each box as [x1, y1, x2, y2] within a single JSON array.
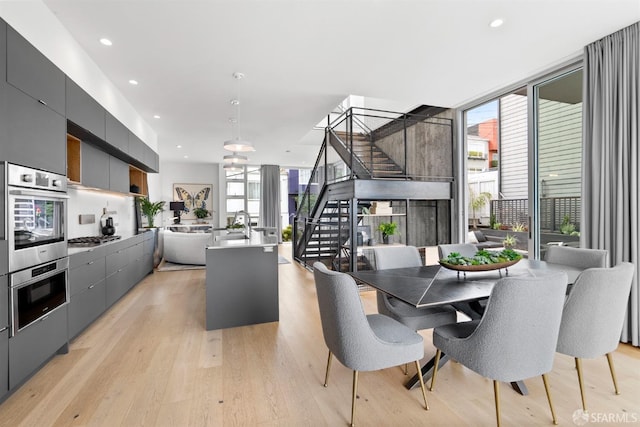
[[503, 233, 518, 249], [138, 197, 165, 228], [378, 222, 398, 244]]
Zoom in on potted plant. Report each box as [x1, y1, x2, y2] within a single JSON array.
[[192, 207, 209, 223], [378, 222, 398, 244], [503, 233, 517, 249], [469, 188, 492, 229], [138, 197, 165, 228]]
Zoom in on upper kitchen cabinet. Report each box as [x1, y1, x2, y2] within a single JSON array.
[[105, 112, 129, 154], [0, 19, 6, 81], [128, 132, 145, 163], [66, 78, 105, 140], [109, 156, 130, 193], [6, 26, 66, 116], [4, 84, 67, 175], [81, 142, 109, 189], [143, 143, 159, 173]]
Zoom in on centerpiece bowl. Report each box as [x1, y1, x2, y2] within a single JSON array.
[[439, 258, 520, 272]]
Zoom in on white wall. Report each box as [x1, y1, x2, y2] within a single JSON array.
[[0, 1, 157, 150], [157, 161, 220, 228], [67, 188, 136, 238]]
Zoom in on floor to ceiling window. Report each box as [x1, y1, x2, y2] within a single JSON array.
[[463, 64, 583, 259], [224, 165, 260, 227]]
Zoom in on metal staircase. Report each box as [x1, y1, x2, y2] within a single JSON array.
[[293, 107, 454, 272]]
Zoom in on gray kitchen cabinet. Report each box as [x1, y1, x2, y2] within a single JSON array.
[[4, 84, 67, 175], [69, 246, 106, 269], [128, 132, 145, 163], [69, 256, 106, 297], [106, 246, 129, 277], [0, 329, 8, 401], [0, 19, 6, 81], [143, 144, 159, 173], [0, 276, 7, 401], [66, 78, 105, 140], [9, 305, 68, 389], [68, 279, 106, 339], [81, 142, 109, 189], [0, 241, 7, 276], [106, 264, 133, 307], [106, 112, 129, 154], [6, 26, 66, 116], [109, 156, 130, 193]]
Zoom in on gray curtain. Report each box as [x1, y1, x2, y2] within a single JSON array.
[[259, 165, 282, 242], [582, 22, 640, 346]]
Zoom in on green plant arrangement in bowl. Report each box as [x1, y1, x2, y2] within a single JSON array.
[[137, 197, 165, 228], [226, 221, 246, 233], [378, 222, 398, 244], [439, 248, 522, 272]]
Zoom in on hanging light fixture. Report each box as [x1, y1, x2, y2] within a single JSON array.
[[224, 153, 248, 164], [223, 163, 244, 171], [224, 72, 255, 152]]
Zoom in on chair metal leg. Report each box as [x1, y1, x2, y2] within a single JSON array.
[[606, 353, 620, 395], [415, 360, 429, 410], [542, 374, 558, 425], [575, 357, 587, 411], [404, 363, 408, 375], [324, 351, 332, 387], [429, 349, 442, 391], [493, 380, 501, 427], [351, 370, 358, 427]]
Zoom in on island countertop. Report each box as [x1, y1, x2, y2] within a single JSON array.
[[206, 229, 278, 249]]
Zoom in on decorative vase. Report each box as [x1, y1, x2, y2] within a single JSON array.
[[383, 235, 390, 244]]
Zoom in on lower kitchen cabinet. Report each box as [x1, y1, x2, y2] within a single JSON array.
[[106, 264, 134, 307], [9, 305, 68, 389], [0, 275, 8, 400], [68, 279, 106, 339], [0, 329, 8, 401]]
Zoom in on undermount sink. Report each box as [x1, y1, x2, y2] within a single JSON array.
[[215, 233, 249, 241]]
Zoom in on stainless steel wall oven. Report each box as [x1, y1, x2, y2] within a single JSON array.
[[5, 163, 68, 272], [10, 257, 68, 336]]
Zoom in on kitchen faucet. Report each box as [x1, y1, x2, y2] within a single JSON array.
[[233, 210, 252, 232]]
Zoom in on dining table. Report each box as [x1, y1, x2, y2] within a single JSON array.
[[349, 258, 584, 393]]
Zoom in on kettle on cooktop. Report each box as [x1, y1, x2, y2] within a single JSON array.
[[100, 208, 117, 236]]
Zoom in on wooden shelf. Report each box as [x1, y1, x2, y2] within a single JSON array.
[[66, 134, 81, 183], [129, 165, 148, 196]]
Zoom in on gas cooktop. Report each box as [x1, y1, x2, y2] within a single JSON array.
[[68, 235, 121, 247]]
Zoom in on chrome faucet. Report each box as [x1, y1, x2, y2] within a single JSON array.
[[233, 210, 252, 233]]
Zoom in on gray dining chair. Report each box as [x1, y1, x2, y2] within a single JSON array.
[[556, 262, 635, 411], [372, 246, 457, 374], [430, 272, 569, 427], [437, 243, 478, 259], [312, 262, 428, 426], [545, 245, 608, 269]]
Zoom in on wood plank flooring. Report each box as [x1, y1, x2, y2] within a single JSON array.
[[0, 243, 639, 426]]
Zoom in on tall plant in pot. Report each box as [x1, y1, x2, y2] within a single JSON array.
[[378, 222, 398, 244], [138, 197, 165, 228]]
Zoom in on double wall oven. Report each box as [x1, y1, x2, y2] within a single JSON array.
[[3, 163, 69, 336]]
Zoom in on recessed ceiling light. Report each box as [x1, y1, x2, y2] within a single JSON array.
[[153, 115, 161, 119], [128, 79, 138, 85], [183, 155, 189, 159], [99, 38, 112, 46], [176, 145, 182, 149], [489, 18, 504, 28]]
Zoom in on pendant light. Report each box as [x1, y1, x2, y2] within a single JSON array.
[[224, 72, 255, 153]]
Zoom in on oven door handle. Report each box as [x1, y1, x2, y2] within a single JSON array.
[[9, 189, 70, 199]]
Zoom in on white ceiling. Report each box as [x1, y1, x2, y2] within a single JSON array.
[[42, 0, 640, 168]]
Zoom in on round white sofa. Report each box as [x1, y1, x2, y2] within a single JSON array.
[[159, 229, 211, 265]]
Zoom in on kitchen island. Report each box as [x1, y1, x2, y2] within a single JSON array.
[[205, 230, 279, 330]]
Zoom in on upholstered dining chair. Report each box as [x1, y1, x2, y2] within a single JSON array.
[[312, 262, 428, 426], [430, 272, 569, 427], [372, 246, 457, 374], [555, 262, 635, 411], [545, 245, 608, 269], [437, 243, 478, 259]]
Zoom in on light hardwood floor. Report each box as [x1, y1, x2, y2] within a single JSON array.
[[0, 244, 639, 426]]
